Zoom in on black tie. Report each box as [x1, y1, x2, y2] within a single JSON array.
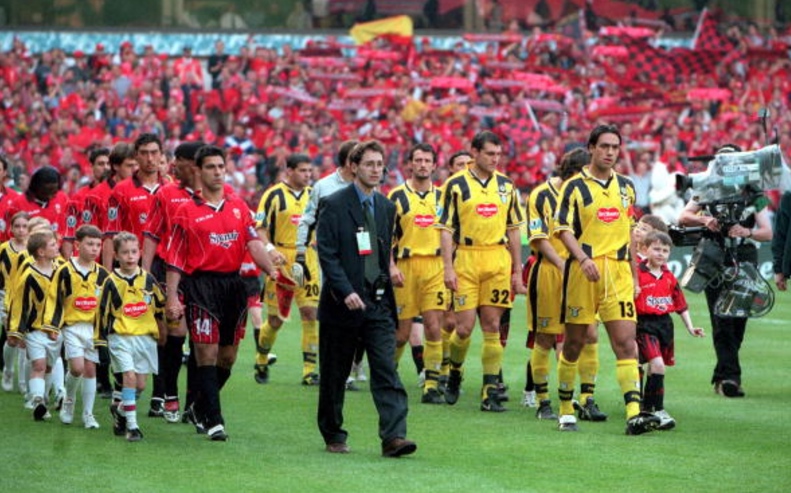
[[364, 198, 379, 284]]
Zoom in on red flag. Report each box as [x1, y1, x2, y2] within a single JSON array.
[[693, 9, 737, 52]]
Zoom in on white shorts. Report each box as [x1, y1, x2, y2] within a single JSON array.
[[63, 323, 99, 363], [26, 330, 63, 366], [0, 289, 6, 327], [108, 334, 158, 375]]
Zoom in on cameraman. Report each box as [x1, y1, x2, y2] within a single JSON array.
[[678, 144, 773, 399]]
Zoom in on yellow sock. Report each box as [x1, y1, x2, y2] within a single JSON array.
[[301, 320, 318, 376], [481, 330, 503, 376], [578, 343, 599, 405], [440, 326, 453, 377], [557, 353, 578, 416], [531, 345, 551, 401], [449, 331, 471, 369], [616, 358, 642, 420], [394, 343, 407, 365], [423, 340, 442, 391], [255, 321, 278, 366]]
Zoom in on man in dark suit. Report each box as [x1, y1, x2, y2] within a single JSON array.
[[315, 140, 416, 457]]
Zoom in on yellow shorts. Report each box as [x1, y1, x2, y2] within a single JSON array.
[[453, 246, 512, 311], [561, 257, 635, 325], [263, 246, 320, 311], [527, 257, 564, 335], [394, 256, 448, 320]]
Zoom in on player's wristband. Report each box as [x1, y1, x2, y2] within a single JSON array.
[[578, 256, 590, 265], [265, 243, 276, 253]]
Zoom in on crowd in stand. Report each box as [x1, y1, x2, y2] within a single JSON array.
[[0, 13, 790, 215]]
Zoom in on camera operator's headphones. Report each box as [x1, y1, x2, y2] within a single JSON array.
[[716, 144, 742, 154]]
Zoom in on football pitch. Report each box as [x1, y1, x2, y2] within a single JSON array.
[[1, 293, 790, 493]]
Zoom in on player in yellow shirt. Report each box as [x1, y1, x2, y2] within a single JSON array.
[[95, 232, 165, 441], [1, 211, 30, 393], [42, 225, 110, 428], [6, 229, 61, 420], [253, 153, 320, 385], [389, 143, 446, 404], [554, 124, 659, 435], [438, 131, 525, 411]]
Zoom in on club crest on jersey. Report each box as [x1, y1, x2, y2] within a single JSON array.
[[498, 184, 508, 204], [476, 203, 498, 218], [597, 208, 620, 223], [108, 207, 118, 221], [529, 218, 542, 231], [138, 213, 147, 224], [0, 219, 5, 232], [66, 215, 77, 228], [568, 306, 582, 318], [143, 293, 152, 305], [435, 205, 443, 218], [254, 211, 265, 222], [620, 187, 630, 209], [209, 231, 239, 248], [82, 210, 92, 223], [233, 208, 241, 219], [414, 215, 434, 228], [538, 317, 551, 328]]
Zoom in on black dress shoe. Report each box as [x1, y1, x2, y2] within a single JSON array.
[[325, 442, 350, 454], [382, 437, 417, 458]]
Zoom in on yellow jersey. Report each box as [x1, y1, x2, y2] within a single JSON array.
[[389, 182, 442, 259], [42, 259, 110, 331], [0, 240, 28, 292], [95, 267, 164, 341], [527, 178, 568, 259], [255, 182, 312, 248], [7, 262, 57, 337]]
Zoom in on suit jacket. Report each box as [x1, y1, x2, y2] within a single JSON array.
[[316, 184, 397, 326]]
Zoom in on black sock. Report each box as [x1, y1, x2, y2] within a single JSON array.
[[411, 344, 424, 375], [197, 365, 220, 427], [217, 366, 231, 391], [185, 341, 197, 409], [152, 345, 166, 401], [164, 336, 186, 399], [525, 361, 535, 392], [643, 374, 665, 412]]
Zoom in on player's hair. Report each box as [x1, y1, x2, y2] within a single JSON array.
[[10, 211, 30, 227], [28, 166, 60, 195], [27, 216, 51, 233], [471, 131, 502, 151], [448, 150, 472, 170], [75, 224, 103, 242], [587, 124, 622, 147], [643, 231, 673, 248], [337, 140, 359, 168], [407, 143, 436, 163], [638, 214, 669, 233], [349, 140, 385, 165], [109, 142, 136, 170], [27, 229, 54, 257], [557, 147, 589, 181], [174, 141, 205, 161], [112, 231, 139, 253], [0, 154, 8, 172], [88, 147, 110, 165], [134, 132, 163, 152], [286, 153, 311, 170], [195, 145, 226, 168]]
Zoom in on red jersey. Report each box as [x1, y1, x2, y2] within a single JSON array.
[[143, 183, 195, 260], [107, 175, 165, 244], [82, 179, 117, 233], [635, 261, 688, 316], [4, 191, 69, 239], [167, 194, 259, 275], [64, 182, 99, 241], [0, 186, 21, 241]]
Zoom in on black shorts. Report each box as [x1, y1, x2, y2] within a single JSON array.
[[182, 271, 247, 346], [241, 276, 262, 299], [636, 314, 674, 365]]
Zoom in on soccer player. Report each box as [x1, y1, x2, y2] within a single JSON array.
[[42, 225, 109, 428], [4, 166, 69, 252], [527, 147, 599, 421], [96, 232, 165, 442], [635, 231, 705, 429], [6, 229, 61, 420], [389, 143, 446, 404], [106, 133, 167, 417], [292, 140, 362, 389], [554, 124, 660, 434], [165, 145, 278, 441], [142, 141, 204, 423], [0, 211, 30, 392], [61, 147, 110, 258], [438, 131, 525, 411], [254, 153, 319, 386]]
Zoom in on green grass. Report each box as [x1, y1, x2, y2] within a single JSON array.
[[2, 293, 790, 492]]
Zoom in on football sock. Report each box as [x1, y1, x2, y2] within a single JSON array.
[[481, 331, 503, 396], [643, 373, 665, 412], [217, 366, 231, 391], [301, 320, 318, 375], [82, 377, 96, 416], [152, 345, 166, 400], [197, 365, 221, 426], [524, 360, 535, 392], [440, 326, 452, 377], [449, 331, 471, 370], [578, 343, 599, 405], [531, 345, 551, 401], [165, 335, 186, 398], [558, 353, 578, 416], [122, 387, 137, 430], [65, 371, 80, 403], [411, 344, 424, 375], [616, 359, 642, 420], [255, 321, 278, 366], [422, 340, 442, 391], [29, 377, 45, 401], [2, 342, 14, 373], [51, 357, 65, 394]]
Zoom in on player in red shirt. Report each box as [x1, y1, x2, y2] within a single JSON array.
[[4, 166, 69, 251], [62, 147, 110, 258], [0, 155, 21, 242], [165, 145, 278, 441], [82, 142, 137, 239]]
